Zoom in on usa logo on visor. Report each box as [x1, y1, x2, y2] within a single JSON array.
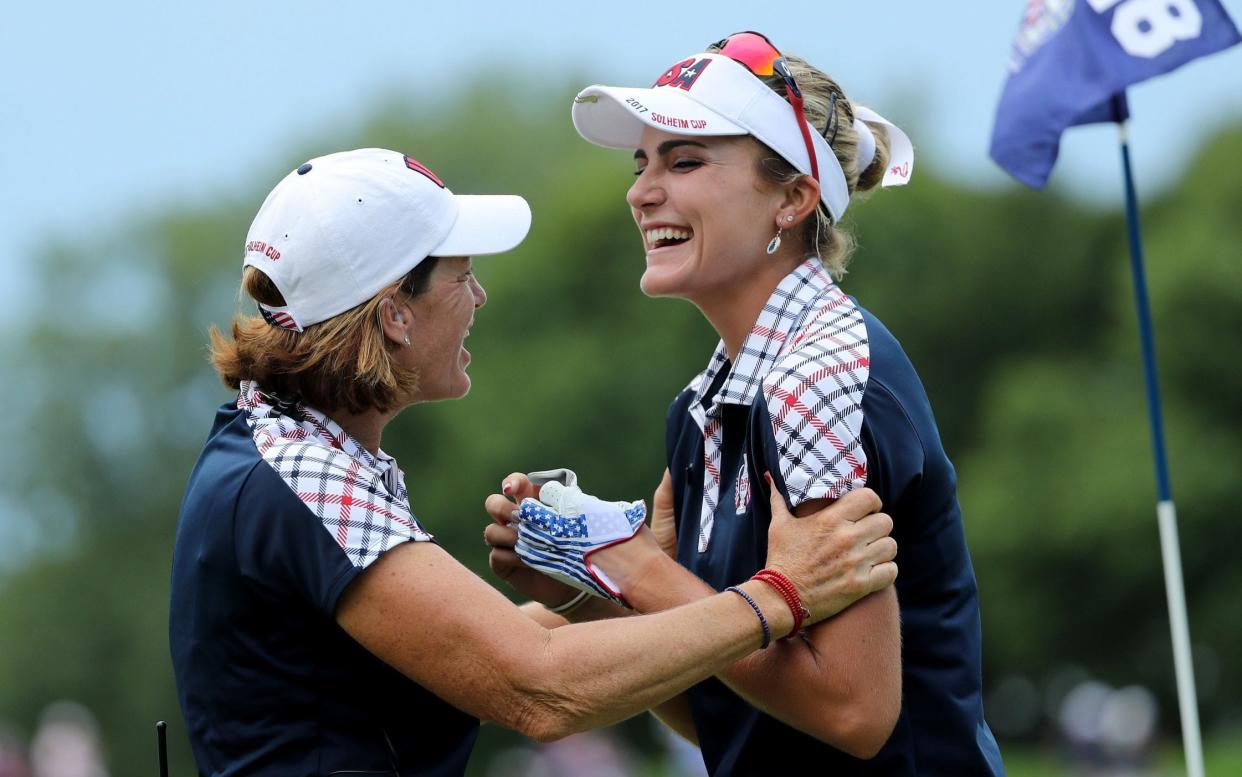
[[654, 57, 711, 91]]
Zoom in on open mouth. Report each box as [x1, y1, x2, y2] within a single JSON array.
[[645, 226, 693, 251]]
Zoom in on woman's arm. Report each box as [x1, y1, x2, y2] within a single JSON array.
[[509, 575, 899, 749], [487, 471, 900, 757], [651, 692, 700, 745], [597, 492, 901, 759], [486, 479, 702, 744], [339, 487, 894, 743]]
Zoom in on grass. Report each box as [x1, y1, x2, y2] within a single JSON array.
[[999, 732, 1242, 776]]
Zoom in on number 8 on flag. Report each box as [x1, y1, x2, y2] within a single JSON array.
[[990, 0, 1240, 189], [1090, 0, 1205, 58]]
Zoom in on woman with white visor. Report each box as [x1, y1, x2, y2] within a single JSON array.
[[168, 147, 898, 776], [485, 32, 1004, 775]]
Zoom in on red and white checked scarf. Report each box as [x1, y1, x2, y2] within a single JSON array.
[[687, 258, 870, 552], [238, 381, 433, 568]]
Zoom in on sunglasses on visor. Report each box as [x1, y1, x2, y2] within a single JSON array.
[[714, 31, 824, 185]]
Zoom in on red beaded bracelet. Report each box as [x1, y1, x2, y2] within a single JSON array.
[[752, 568, 810, 639]]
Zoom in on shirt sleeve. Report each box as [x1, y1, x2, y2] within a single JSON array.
[[857, 378, 930, 519], [759, 350, 870, 507], [233, 441, 433, 617], [232, 461, 359, 616]]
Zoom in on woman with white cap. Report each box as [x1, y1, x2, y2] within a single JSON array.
[[168, 147, 898, 776], [485, 33, 1004, 775]]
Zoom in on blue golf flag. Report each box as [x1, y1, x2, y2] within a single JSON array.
[[991, 0, 1240, 188]]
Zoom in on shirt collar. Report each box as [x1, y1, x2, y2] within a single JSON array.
[[690, 258, 835, 418], [238, 381, 402, 487]]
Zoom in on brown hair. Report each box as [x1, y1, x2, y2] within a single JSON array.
[[707, 45, 892, 278], [209, 258, 439, 414]]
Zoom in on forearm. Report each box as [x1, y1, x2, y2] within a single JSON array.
[[726, 588, 901, 755], [488, 475, 899, 748], [567, 595, 633, 623], [342, 543, 790, 743], [651, 693, 699, 745], [517, 596, 629, 628], [515, 580, 791, 739], [517, 581, 696, 743], [624, 553, 900, 755], [518, 600, 567, 629]]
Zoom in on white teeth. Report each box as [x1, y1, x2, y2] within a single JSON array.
[[645, 227, 692, 244]]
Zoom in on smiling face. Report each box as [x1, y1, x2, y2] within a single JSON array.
[[398, 256, 486, 403], [627, 126, 786, 305]]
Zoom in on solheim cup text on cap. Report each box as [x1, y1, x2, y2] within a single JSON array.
[[571, 52, 915, 224], [243, 148, 531, 332]]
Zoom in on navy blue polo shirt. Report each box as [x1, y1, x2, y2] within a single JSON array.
[[170, 382, 478, 776], [666, 260, 1004, 776]]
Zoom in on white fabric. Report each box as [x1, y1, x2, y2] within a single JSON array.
[[572, 53, 918, 222], [238, 380, 433, 568], [572, 53, 852, 223], [527, 467, 579, 490], [685, 258, 869, 551], [853, 118, 877, 173], [243, 148, 531, 330], [514, 479, 647, 602], [854, 107, 915, 187]]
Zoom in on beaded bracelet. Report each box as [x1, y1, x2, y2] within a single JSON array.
[[752, 568, 809, 639], [725, 585, 771, 649]]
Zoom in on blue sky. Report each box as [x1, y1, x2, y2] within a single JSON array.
[[2, 1, 1240, 326]]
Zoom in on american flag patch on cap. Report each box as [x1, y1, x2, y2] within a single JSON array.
[[258, 303, 303, 332]]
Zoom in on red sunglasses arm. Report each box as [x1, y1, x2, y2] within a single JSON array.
[[788, 92, 820, 183]]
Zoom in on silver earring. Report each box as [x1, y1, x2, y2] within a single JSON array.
[[766, 228, 783, 255], [403, 334, 411, 347], [785, 214, 794, 223]]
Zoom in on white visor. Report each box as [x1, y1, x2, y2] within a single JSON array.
[[572, 52, 914, 222], [573, 53, 850, 222]]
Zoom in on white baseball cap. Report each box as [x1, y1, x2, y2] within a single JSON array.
[[571, 50, 914, 223], [243, 148, 532, 331]]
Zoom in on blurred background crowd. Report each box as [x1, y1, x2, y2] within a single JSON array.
[[2, 3, 1239, 775]]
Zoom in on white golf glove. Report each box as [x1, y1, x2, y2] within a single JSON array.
[[514, 469, 646, 606]]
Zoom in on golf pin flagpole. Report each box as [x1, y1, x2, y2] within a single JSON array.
[[156, 720, 169, 777], [1114, 95, 1203, 777]]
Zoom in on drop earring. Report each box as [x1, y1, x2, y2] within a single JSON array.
[[766, 228, 783, 255], [390, 307, 411, 347]]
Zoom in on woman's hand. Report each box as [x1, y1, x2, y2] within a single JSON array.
[[486, 470, 657, 606], [763, 479, 897, 627], [484, 474, 584, 610], [582, 523, 665, 597], [512, 479, 646, 605], [486, 471, 675, 611]]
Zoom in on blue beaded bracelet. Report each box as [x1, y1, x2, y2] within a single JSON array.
[[725, 585, 771, 649]]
